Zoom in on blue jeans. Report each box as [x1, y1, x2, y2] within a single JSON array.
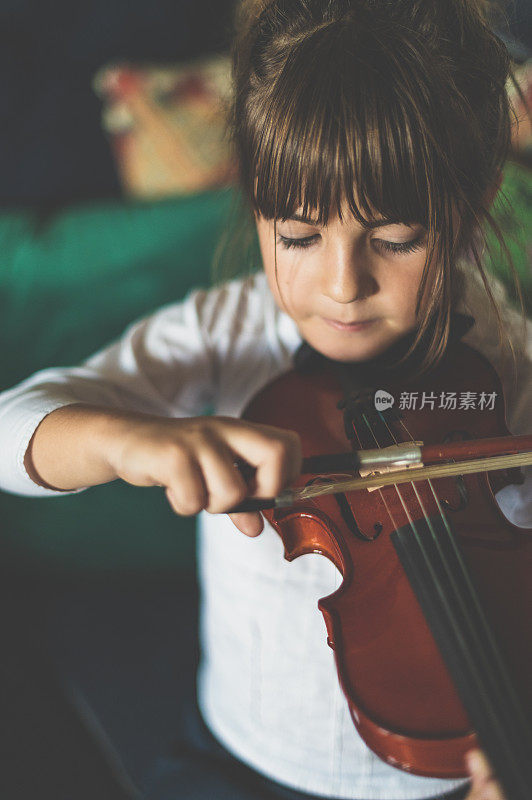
[[143, 698, 471, 800]]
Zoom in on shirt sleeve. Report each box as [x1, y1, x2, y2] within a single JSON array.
[[458, 264, 532, 529], [0, 286, 219, 497]]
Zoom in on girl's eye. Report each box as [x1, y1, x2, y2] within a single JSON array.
[[277, 234, 426, 254], [277, 234, 319, 250], [377, 236, 425, 255]]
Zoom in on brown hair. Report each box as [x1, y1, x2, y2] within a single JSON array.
[[215, 0, 528, 372]]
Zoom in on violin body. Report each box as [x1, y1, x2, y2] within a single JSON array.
[[241, 340, 532, 778]]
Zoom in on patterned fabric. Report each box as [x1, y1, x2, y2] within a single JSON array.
[[93, 55, 235, 198]]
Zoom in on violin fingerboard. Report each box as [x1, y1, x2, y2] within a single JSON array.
[[391, 517, 532, 800]]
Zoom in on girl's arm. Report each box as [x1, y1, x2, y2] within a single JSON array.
[[0, 285, 218, 498], [23, 402, 155, 491], [22, 402, 301, 537], [0, 278, 301, 535]]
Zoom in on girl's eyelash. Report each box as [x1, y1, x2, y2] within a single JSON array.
[[277, 234, 425, 254], [277, 235, 318, 250], [378, 236, 425, 255]]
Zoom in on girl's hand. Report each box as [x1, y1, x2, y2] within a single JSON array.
[[464, 749, 505, 800], [106, 414, 302, 536]]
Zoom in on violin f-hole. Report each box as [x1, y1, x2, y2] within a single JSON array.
[[441, 472, 469, 513], [334, 492, 382, 541], [306, 476, 380, 541]]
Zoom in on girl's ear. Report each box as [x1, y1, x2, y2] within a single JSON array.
[[483, 170, 503, 208]]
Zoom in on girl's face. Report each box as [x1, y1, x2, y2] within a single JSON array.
[[256, 203, 432, 363]]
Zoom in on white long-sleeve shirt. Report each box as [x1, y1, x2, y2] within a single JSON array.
[[0, 265, 530, 799]]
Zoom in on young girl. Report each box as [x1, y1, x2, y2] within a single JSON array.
[[0, 1, 530, 799]]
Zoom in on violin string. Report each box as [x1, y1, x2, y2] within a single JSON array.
[[390, 527, 532, 799], [395, 464, 529, 764], [396, 415, 530, 702], [395, 418, 532, 753], [355, 410, 529, 781], [386, 413, 532, 772]]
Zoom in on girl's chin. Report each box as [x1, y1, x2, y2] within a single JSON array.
[[304, 328, 396, 363], [301, 317, 419, 364], [306, 340, 388, 363]]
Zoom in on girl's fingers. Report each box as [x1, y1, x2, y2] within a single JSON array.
[[466, 749, 493, 785], [484, 783, 505, 800], [465, 750, 505, 800], [192, 435, 265, 535], [159, 451, 208, 516], [217, 419, 302, 498], [196, 437, 251, 515], [465, 779, 505, 800], [227, 511, 264, 537], [156, 418, 301, 530]]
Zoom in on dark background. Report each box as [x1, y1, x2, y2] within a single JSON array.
[[0, 0, 236, 207]]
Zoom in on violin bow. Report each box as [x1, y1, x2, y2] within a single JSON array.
[[230, 434, 532, 512]]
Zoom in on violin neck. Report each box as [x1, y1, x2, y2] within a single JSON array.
[[391, 517, 532, 800]]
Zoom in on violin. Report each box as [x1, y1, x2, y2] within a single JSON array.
[[233, 314, 532, 799]]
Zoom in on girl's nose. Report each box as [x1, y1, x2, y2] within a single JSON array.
[[322, 250, 377, 304]]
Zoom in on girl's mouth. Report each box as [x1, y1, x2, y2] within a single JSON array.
[[322, 318, 378, 332]]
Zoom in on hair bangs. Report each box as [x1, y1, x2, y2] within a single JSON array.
[[248, 18, 448, 246]]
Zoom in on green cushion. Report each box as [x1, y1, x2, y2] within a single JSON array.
[[0, 188, 235, 575], [484, 161, 532, 314]]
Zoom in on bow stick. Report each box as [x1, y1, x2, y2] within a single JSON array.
[[229, 434, 532, 512]]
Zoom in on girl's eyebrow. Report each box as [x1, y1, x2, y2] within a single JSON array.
[[287, 213, 416, 228]]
